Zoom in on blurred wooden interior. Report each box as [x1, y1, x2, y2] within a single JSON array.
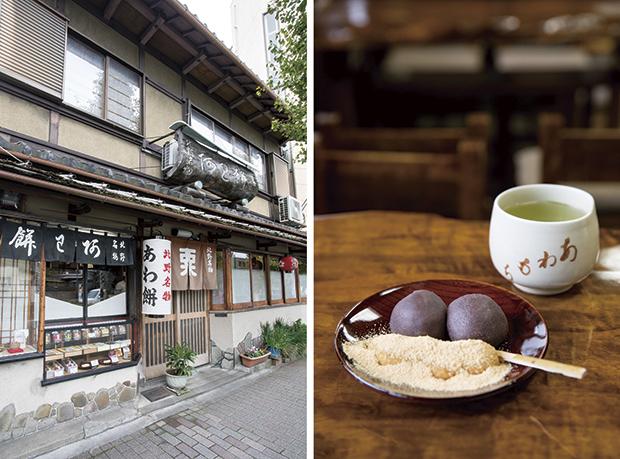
[[316, 113, 490, 218], [315, 0, 620, 225]]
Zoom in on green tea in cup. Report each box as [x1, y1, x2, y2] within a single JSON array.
[[504, 200, 585, 222]]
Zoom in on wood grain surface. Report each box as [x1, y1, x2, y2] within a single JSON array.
[[314, 211, 620, 459]]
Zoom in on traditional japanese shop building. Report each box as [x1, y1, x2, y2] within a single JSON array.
[[0, 0, 306, 442]]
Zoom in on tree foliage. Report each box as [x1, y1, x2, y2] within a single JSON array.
[[267, 0, 307, 163]]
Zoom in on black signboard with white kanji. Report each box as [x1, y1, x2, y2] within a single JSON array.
[[105, 236, 135, 266], [0, 221, 42, 260], [75, 232, 106, 265], [43, 227, 77, 262]]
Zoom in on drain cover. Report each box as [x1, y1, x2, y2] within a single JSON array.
[[142, 386, 173, 402]]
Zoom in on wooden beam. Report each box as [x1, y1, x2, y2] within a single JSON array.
[[103, 0, 122, 21], [37, 248, 46, 353], [140, 16, 165, 45], [129, 1, 271, 120], [229, 94, 250, 109], [165, 14, 180, 24], [151, 0, 165, 9], [182, 53, 207, 75], [247, 95, 264, 112], [249, 110, 270, 123], [207, 76, 231, 94]]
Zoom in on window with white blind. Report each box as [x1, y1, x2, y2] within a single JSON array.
[[214, 126, 234, 155], [64, 36, 142, 133], [0, 0, 67, 99], [250, 146, 268, 192], [107, 60, 141, 132], [233, 138, 250, 162], [191, 110, 215, 142]]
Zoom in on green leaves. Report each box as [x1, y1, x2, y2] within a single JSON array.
[[165, 342, 197, 377], [260, 318, 307, 359], [267, 0, 307, 163]]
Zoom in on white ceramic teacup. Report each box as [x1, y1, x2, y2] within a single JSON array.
[[489, 184, 599, 295]]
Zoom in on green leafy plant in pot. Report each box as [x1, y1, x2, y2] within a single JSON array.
[[165, 342, 196, 390], [284, 319, 307, 360], [260, 319, 292, 360]]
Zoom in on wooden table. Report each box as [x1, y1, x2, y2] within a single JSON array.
[[315, 211, 620, 458]]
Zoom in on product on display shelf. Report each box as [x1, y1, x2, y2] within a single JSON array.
[[63, 330, 72, 342]]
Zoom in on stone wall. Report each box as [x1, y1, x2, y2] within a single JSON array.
[[0, 380, 137, 444]]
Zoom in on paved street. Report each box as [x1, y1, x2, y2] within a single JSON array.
[[72, 360, 306, 459]]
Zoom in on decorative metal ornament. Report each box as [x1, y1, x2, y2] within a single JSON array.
[[163, 122, 259, 202]]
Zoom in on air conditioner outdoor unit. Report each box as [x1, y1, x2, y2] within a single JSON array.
[[161, 139, 178, 173], [278, 196, 304, 226]]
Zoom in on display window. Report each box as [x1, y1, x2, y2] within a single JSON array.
[[43, 321, 133, 384], [45, 262, 128, 322], [0, 258, 41, 359]]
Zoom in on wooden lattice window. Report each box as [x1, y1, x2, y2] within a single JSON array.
[[0, 258, 41, 358]]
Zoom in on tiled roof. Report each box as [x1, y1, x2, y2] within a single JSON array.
[[0, 138, 306, 246]]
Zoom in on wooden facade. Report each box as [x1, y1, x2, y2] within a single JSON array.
[[0, 0, 306, 383]]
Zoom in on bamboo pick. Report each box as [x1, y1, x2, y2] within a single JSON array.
[[497, 351, 586, 379]]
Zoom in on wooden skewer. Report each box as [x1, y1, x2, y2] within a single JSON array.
[[497, 351, 586, 380]]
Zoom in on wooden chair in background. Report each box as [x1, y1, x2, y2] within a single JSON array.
[[539, 113, 620, 226], [315, 113, 491, 219], [540, 113, 620, 183]]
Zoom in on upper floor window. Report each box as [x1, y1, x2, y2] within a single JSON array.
[[250, 146, 268, 193], [263, 12, 279, 80], [64, 37, 142, 133], [191, 110, 215, 141], [214, 125, 234, 155], [233, 138, 250, 163]]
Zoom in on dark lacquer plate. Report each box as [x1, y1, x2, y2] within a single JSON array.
[[334, 279, 549, 402]]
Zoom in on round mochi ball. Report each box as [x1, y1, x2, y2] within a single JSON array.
[[447, 294, 509, 347], [389, 290, 447, 339]]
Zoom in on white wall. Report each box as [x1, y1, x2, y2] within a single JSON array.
[[0, 358, 138, 413], [209, 303, 306, 350], [231, 0, 270, 82]]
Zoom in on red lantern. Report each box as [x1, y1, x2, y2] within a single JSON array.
[[279, 256, 298, 272]]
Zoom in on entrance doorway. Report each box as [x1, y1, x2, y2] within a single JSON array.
[[143, 290, 210, 379]]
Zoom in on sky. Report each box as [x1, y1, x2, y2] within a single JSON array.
[[181, 0, 234, 48]]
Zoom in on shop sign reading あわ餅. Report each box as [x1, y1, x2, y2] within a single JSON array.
[[142, 238, 172, 315]]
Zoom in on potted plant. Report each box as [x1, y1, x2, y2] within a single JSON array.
[[261, 319, 292, 360], [284, 319, 307, 362], [240, 345, 271, 367], [164, 343, 196, 390]]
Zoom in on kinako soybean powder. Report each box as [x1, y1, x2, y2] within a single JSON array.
[[342, 334, 512, 392]]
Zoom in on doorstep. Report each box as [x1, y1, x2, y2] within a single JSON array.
[[137, 364, 249, 415]]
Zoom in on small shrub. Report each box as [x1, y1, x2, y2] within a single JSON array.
[[259, 318, 307, 359], [165, 343, 196, 377]]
